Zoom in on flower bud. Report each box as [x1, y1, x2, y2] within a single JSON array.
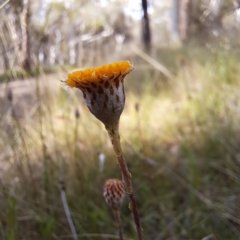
[[103, 178, 125, 210]]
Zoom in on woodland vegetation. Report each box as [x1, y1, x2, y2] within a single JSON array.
[[0, 0, 240, 239]]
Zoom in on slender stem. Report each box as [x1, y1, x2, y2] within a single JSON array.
[[106, 123, 143, 240], [113, 209, 123, 240], [59, 159, 79, 240], [59, 181, 78, 240]]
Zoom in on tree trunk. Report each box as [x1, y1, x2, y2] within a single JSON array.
[[141, 0, 151, 52], [0, 23, 10, 71], [178, 0, 191, 41], [171, 0, 191, 43], [20, 0, 31, 70], [171, 0, 180, 42], [5, 12, 21, 67]]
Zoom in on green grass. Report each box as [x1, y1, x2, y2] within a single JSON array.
[[0, 45, 240, 239]]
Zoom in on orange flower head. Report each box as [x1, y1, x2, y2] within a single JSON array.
[[103, 178, 125, 210], [65, 61, 133, 127]]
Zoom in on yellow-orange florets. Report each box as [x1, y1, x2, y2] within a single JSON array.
[[65, 61, 133, 87]]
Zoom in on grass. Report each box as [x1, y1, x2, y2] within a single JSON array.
[[0, 44, 240, 239], [0, 65, 74, 83]]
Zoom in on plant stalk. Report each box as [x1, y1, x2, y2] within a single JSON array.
[[106, 123, 143, 240], [59, 156, 78, 240], [113, 209, 123, 240]]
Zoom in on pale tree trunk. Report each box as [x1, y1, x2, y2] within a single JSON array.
[[20, 0, 31, 70], [75, 37, 83, 67], [5, 13, 21, 67], [55, 30, 64, 65], [211, 0, 223, 16], [75, 40, 80, 66], [171, 0, 180, 43], [74, 29, 81, 66], [178, 0, 191, 41], [171, 0, 191, 44], [1, 41, 10, 71], [0, 22, 10, 70]]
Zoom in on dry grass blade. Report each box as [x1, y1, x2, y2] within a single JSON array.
[[60, 180, 79, 240], [0, 0, 10, 9], [131, 44, 174, 79], [59, 152, 78, 240], [201, 234, 214, 240], [58, 233, 133, 239]]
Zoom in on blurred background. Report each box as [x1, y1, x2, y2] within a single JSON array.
[[0, 0, 240, 239]]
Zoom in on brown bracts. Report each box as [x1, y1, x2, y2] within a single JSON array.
[[64, 61, 133, 127]]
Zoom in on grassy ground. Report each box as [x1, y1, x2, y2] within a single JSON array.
[[0, 44, 240, 240]]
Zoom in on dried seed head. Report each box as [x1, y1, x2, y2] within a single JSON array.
[[64, 61, 133, 127], [135, 102, 139, 112], [75, 108, 80, 119], [6, 88, 13, 102], [103, 178, 125, 210], [178, 55, 186, 67]]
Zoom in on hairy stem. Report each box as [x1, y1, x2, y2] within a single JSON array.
[[106, 123, 143, 240]]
